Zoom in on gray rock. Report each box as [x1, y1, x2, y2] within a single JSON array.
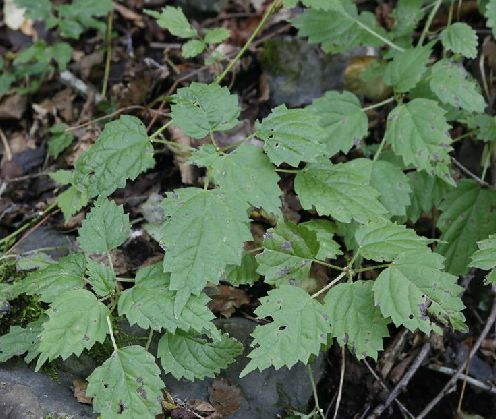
[[0, 359, 94, 418], [164, 317, 325, 418], [15, 226, 75, 261], [260, 37, 349, 108]]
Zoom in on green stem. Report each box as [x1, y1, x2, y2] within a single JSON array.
[[481, 144, 491, 181], [219, 133, 256, 152], [350, 17, 404, 52], [209, 132, 223, 152], [311, 271, 347, 299], [362, 97, 395, 112], [373, 137, 387, 162], [149, 120, 173, 140], [354, 263, 392, 273], [418, 0, 443, 46], [106, 316, 118, 352], [145, 330, 154, 351], [312, 259, 345, 271], [215, 0, 282, 84], [275, 168, 300, 174], [101, 11, 113, 97], [117, 277, 135, 283], [247, 247, 263, 253]]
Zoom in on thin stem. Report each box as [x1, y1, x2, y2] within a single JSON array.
[[275, 168, 300, 174], [312, 259, 345, 271], [418, 0, 443, 46], [209, 132, 223, 152], [219, 133, 256, 152], [351, 17, 404, 52], [150, 120, 173, 139], [101, 11, 113, 97], [307, 365, 325, 419], [117, 277, 135, 283], [215, 0, 282, 84], [311, 271, 347, 299], [65, 106, 144, 132], [481, 144, 491, 181], [354, 263, 392, 273], [145, 330, 154, 351], [373, 137, 387, 162], [362, 96, 395, 112], [247, 247, 263, 253], [107, 316, 118, 352], [333, 347, 346, 419]]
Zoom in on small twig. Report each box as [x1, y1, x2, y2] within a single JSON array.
[[451, 157, 491, 187], [0, 127, 12, 161], [333, 347, 346, 419], [368, 342, 431, 418], [427, 364, 496, 395], [362, 360, 415, 419], [417, 294, 496, 418]]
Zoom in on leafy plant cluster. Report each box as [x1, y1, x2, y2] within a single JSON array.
[[0, 0, 113, 97], [2, 0, 496, 417]]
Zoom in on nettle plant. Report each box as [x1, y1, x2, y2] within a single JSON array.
[[3, 0, 496, 417]]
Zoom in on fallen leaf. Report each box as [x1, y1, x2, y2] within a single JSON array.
[[72, 379, 92, 405], [208, 285, 250, 318], [0, 93, 27, 120], [208, 379, 243, 417]]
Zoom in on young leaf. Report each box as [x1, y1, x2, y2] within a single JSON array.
[[0, 318, 43, 363], [118, 263, 220, 338], [171, 83, 240, 139], [47, 123, 74, 158], [256, 221, 319, 286], [157, 331, 243, 380], [466, 114, 496, 141], [56, 186, 88, 220], [241, 285, 330, 376], [384, 98, 453, 174], [373, 250, 466, 334], [308, 90, 368, 156], [391, 0, 425, 38], [355, 221, 430, 262], [383, 46, 431, 93], [222, 253, 260, 286], [203, 28, 230, 44], [181, 39, 206, 58], [406, 171, 453, 222], [294, 159, 387, 223], [86, 346, 164, 418], [301, 219, 342, 260], [256, 105, 327, 166], [324, 281, 389, 360], [56, 0, 113, 38], [72, 115, 155, 198], [437, 180, 496, 275], [36, 289, 109, 369], [470, 235, 496, 284], [430, 60, 486, 113], [192, 144, 281, 215], [19, 253, 86, 303], [78, 198, 130, 254], [440, 22, 477, 58], [86, 258, 116, 297], [160, 188, 251, 311], [145, 6, 197, 38]]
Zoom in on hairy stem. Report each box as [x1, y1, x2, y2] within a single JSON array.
[[418, 0, 443, 46], [107, 316, 118, 352]]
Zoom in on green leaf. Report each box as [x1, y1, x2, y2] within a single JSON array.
[[0, 319, 43, 363], [145, 6, 197, 38], [56, 186, 89, 220], [86, 346, 164, 418], [171, 83, 240, 139], [301, 219, 342, 260], [256, 221, 319, 286], [406, 171, 453, 222], [158, 331, 243, 380], [73, 115, 154, 198], [15, 0, 52, 21], [470, 235, 496, 284], [368, 160, 412, 217], [294, 159, 387, 223], [159, 188, 251, 311], [391, 0, 425, 38], [437, 180, 496, 275], [384, 98, 453, 175], [20, 253, 86, 303], [309, 90, 368, 156], [485, 0, 496, 38], [78, 198, 131, 254], [293, 5, 387, 54], [203, 28, 230, 44], [440, 22, 478, 58], [0, 73, 15, 97], [242, 285, 330, 376], [324, 281, 389, 360], [56, 0, 113, 38], [36, 289, 109, 369], [373, 250, 466, 334], [256, 105, 327, 166], [118, 263, 220, 338], [430, 60, 486, 113], [47, 123, 74, 158], [355, 220, 430, 262], [86, 258, 116, 297], [384, 46, 431, 93], [192, 144, 281, 215], [181, 39, 206, 58], [466, 114, 496, 141], [222, 253, 260, 285]]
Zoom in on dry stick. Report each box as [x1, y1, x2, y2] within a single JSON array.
[[451, 157, 491, 188], [368, 342, 431, 419], [417, 296, 496, 419], [426, 364, 496, 395], [362, 360, 415, 419], [0, 127, 12, 161]]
